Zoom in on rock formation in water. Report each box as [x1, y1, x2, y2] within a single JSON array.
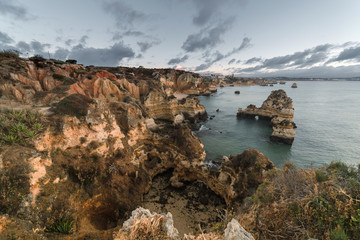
[[0, 54, 273, 239], [237, 89, 296, 144], [291, 83, 297, 88]]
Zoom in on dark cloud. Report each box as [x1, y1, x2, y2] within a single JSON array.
[[332, 46, 360, 62], [168, 55, 189, 65], [79, 35, 89, 45], [182, 17, 235, 52], [228, 58, 236, 64], [0, 0, 30, 20], [238, 44, 333, 73], [124, 30, 144, 37], [188, 0, 246, 26], [30, 41, 51, 53], [53, 48, 70, 60], [245, 57, 262, 64], [195, 37, 251, 71], [137, 40, 160, 52], [65, 39, 74, 46], [192, 0, 222, 26], [16, 41, 30, 52], [14, 40, 50, 56], [103, 1, 146, 29], [112, 30, 145, 41], [68, 42, 135, 66], [0, 31, 14, 44]]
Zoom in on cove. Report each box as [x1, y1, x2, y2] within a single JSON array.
[[195, 81, 360, 168]]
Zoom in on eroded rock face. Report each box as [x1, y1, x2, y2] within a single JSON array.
[[237, 89, 296, 144]]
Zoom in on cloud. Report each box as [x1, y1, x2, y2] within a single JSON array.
[[124, 30, 144, 37], [331, 46, 360, 62], [187, 0, 246, 26], [65, 39, 74, 46], [137, 40, 160, 52], [79, 35, 89, 45], [192, 0, 222, 26], [53, 48, 70, 60], [14, 40, 50, 56], [16, 41, 30, 52], [238, 44, 333, 73], [68, 42, 135, 66], [30, 41, 50, 53], [194, 37, 251, 71], [245, 57, 262, 64], [0, 0, 30, 20], [103, 1, 146, 29], [228, 58, 236, 64], [182, 17, 235, 52], [168, 55, 189, 65], [242, 65, 360, 78], [0, 31, 14, 44]]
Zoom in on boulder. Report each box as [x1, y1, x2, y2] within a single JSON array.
[[224, 219, 255, 240]]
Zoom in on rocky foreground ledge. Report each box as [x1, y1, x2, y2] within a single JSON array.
[[237, 89, 296, 144]]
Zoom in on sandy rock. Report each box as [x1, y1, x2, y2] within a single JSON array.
[[121, 207, 179, 239], [174, 114, 184, 125], [237, 89, 296, 144], [224, 219, 255, 240]]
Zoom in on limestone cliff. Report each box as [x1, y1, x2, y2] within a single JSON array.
[[0, 54, 271, 239], [237, 89, 296, 144]]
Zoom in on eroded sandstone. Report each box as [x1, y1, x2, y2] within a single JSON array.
[[237, 89, 296, 144]]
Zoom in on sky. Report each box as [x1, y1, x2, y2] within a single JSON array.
[[1, 0, 360, 78]]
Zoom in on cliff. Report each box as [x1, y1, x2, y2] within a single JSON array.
[[237, 89, 296, 144], [0, 53, 271, 239]]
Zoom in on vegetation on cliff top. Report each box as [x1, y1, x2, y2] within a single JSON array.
[[240, 161, 360, 240]]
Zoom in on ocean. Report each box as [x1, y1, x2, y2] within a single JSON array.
[[195, 81, 360, 168]]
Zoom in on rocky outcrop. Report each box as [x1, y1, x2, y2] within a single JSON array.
[[115, 207, 179, 239], [237, 89, 296, 144], [171, 149, 275, 205], [291, 83, 297, 88], [114, 207, 255, 240], [224, 219, 255, 240]]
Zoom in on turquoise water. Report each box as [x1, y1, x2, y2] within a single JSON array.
[[195, 81, 360, 168]]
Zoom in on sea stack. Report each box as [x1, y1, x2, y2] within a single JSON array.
[[291, 83, 297, 88], [237, 89, 296, 144]]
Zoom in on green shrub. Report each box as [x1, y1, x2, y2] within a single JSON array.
[[53, 74, 66, 81], [0, 109, 44, 146], [45, 218, 74, 234], [315, 170, 328, 182], [213, 208, 234, 232], [330, 228, 348, 240]]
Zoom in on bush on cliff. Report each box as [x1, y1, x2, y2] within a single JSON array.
[[0, 154, 30, 214], [240, 161, 360, 240], [53, 94, 93, 118]]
